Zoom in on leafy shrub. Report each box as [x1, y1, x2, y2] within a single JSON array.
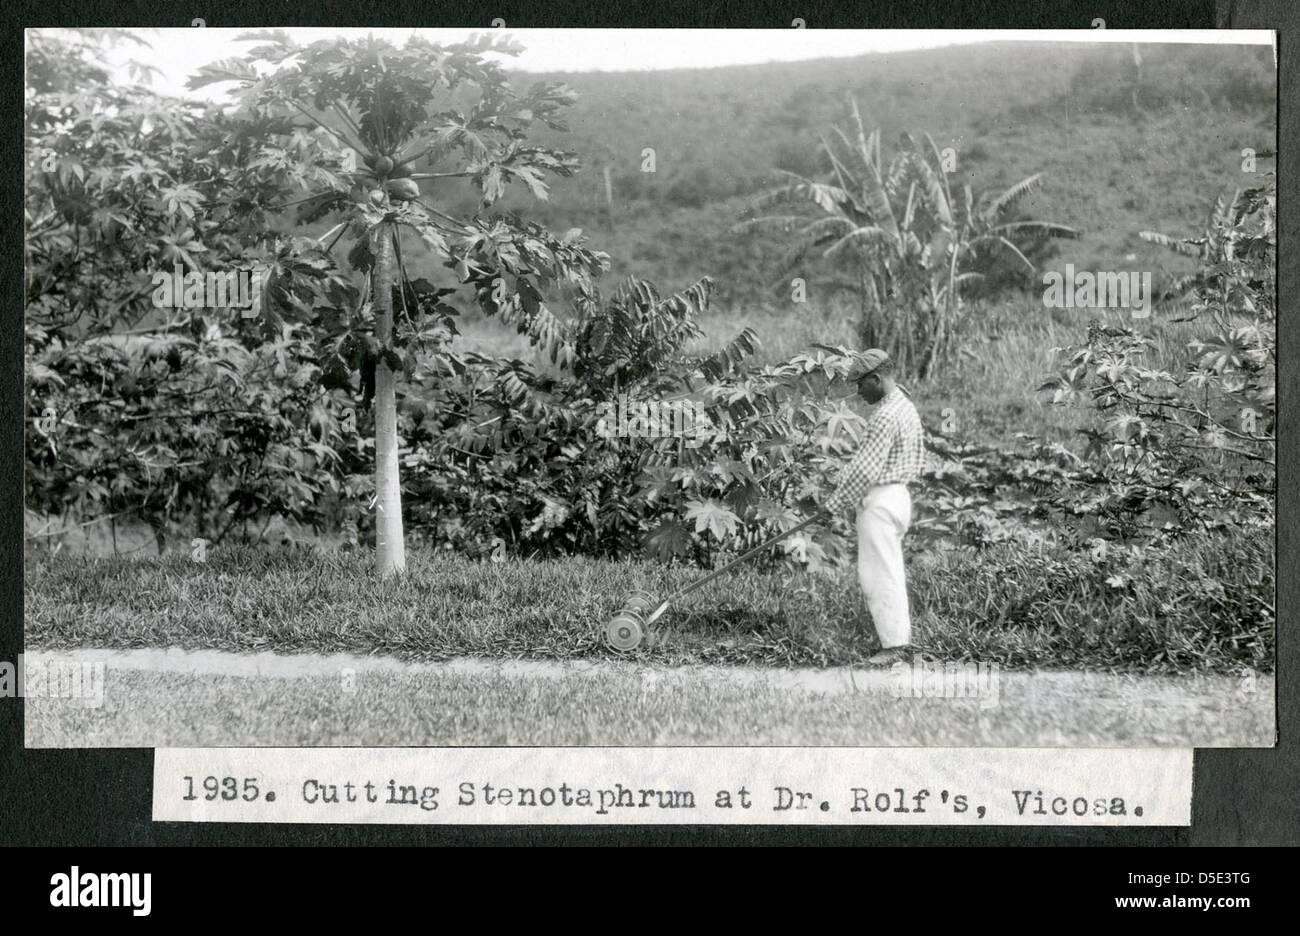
[[24, 31, 354, 550], [1040, 168, 1276, 530]]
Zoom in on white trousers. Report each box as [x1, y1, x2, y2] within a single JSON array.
[[855, 484, 913, 649]]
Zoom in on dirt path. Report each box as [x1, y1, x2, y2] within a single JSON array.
[[22, 647, 1274, 748]]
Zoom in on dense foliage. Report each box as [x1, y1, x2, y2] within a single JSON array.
[[1041, 165, 1276, 537], [25, 30, 347, 550]]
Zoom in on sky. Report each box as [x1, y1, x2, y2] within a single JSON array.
[[35, 27, 1274, 103]]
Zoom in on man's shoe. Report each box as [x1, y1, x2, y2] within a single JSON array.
[[867, 645, 915, 667]]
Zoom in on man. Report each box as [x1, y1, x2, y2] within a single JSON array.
[[820, 349, 926, 666]]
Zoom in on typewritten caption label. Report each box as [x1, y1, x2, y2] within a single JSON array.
[[154, 748, 1191, 825]]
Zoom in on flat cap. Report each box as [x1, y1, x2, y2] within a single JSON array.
[[844, 348, 891, 381]]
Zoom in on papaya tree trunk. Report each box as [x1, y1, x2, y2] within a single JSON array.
[[371, 221, 406, 576]]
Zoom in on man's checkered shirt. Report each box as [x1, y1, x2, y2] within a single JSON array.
[[824, 386, 925, 517]]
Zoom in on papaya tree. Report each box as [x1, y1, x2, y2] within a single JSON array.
[[190, 31, 609, 575]]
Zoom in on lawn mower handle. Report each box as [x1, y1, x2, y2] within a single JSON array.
[[657, 511, 823, 609]]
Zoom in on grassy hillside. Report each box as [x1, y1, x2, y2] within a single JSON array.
[[453, 40, 1275, 308], [299, 39, 1273, 310]]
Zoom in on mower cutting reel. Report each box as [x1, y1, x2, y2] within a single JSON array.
[[621, 590, 657, 615]]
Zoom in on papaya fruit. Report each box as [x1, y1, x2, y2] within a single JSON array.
[[385, 177, 420, 202]]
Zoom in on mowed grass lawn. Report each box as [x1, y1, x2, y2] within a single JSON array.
[[26, 538, 1272, 673], [24, 658, 1273, 747], [24, 544, 1274, 747]]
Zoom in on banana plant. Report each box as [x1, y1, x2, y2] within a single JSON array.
[[740, 96, 1077, 378], [1139, 173, 1275, 324]]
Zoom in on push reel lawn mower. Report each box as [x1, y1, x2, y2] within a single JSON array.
[[605, 513, 821, 651]]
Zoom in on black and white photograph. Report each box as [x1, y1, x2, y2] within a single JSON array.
[[21, 25, 1277, 748]]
